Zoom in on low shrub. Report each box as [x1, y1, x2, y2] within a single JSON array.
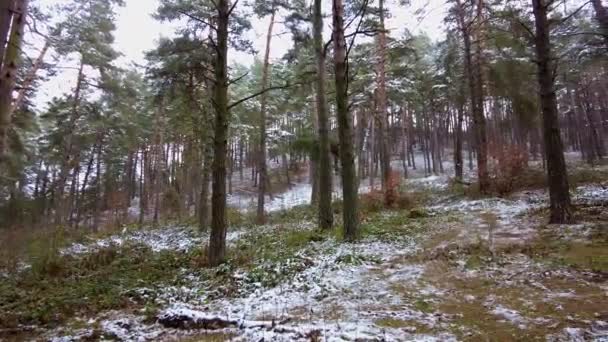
[[488, 143, 529, 195]]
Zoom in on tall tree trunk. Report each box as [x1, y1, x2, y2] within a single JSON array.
[[55, 60, 84, 226], [368, 118, 375, 189], [401, 107, 409, 179], [454, 103, 464, 181], [93, 144, 102, 232], [332, 0, 358, 240], [591, 0, 608, 47], [456, 0, 488, 192], [208, 0, 230, 267], [139, 147, 147, 227], [0, 0, 28, 164], [376, 0, 392, 203], [256, 9, 275, 224], [314, 0, 334, 230], [199, 150, 211, 231], [11, 37, 50, 116], [310, 101, 320, 205], [0, 0, 15, 70], [472, 0, 489, 192], [531, 0, 573, 223]]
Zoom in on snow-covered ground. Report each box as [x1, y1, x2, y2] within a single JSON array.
[[8, 152, 608, 341], [41, 177, 608, 341], [50, 227, 458, 341]]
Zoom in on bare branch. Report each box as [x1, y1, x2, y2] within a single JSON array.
[[553, 1, 590, 26], [227, 71, 249, 86], [177, 10, 218, 31], [228, 82, 306, 110], [227, 0, 239, 16]]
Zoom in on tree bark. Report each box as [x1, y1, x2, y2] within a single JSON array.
[[332, 0, 359, 240], [472, 0, 489, 192], [11, 38, 50, 116], [0, 0, 28, 164], [314, 0, 334, 230], [591, 0, 608, 47], [199, 150, 210, 231], [208, 0, 230, 266], [454, 103, 464, 181], [0, 0, 15, 70], [93, 144, 102, 232], [55, 60, 84, 226], [256, 9, 275, 224], [455, 0, 488, 192], [531, 0, 574, 223], [376, 0, 392, 203], [139, 148, 147, 227]]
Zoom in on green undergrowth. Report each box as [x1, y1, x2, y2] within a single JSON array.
[[360, 209, 459, 242], [0, 217, 199, 273], [0, 199, 451, 333], [0, 242, 205, 329]]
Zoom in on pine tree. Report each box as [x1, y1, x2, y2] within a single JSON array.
[[332, 0, 358, 240], [531, 0, 574, 223]]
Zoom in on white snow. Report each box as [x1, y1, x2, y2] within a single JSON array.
[[491, 305, 528, 329]]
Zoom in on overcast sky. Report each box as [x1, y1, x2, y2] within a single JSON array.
[[34, 0, 448, 108]]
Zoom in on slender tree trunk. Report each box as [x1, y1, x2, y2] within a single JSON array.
[[208, 0, 230, 266], [369, 118, 375, 189], [454, 103, 464, 181], [314, 0, 334, 230], [139, 148, 147, 227], [310, 101, 320, 204], [401, 107, 409, 179], [0, 0, 28, 164], [238, 139, 244, 181], [0, 0, 15, 70], [256, 9, 275, 224], [332, 0, 358, 240], [591, 0, 608, 47], [75, 147, 96, 227], [11, 37, 49, 116], [456, 0, 488, 192], [473, 0, 489, 192], [55, 60, 84, 226], [532, 0, 573, 223], [68, 162, 79, 227], [376, 0, 392, 203], [356, 109, 367, 180], [93, 145, 102, 232], [199, 150, 211, 231]]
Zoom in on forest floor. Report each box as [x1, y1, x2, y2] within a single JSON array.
[[1, 155, 608, 341]]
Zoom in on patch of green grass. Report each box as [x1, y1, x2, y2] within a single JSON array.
[[267, 204, 316, 225], [360, 209, 454, 242], [413, 298, 433, 313], [374, 317, 433, 333], [520, 226, 608, 272], [375, 317, 411, 328], [335, 253, 381, 265]]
